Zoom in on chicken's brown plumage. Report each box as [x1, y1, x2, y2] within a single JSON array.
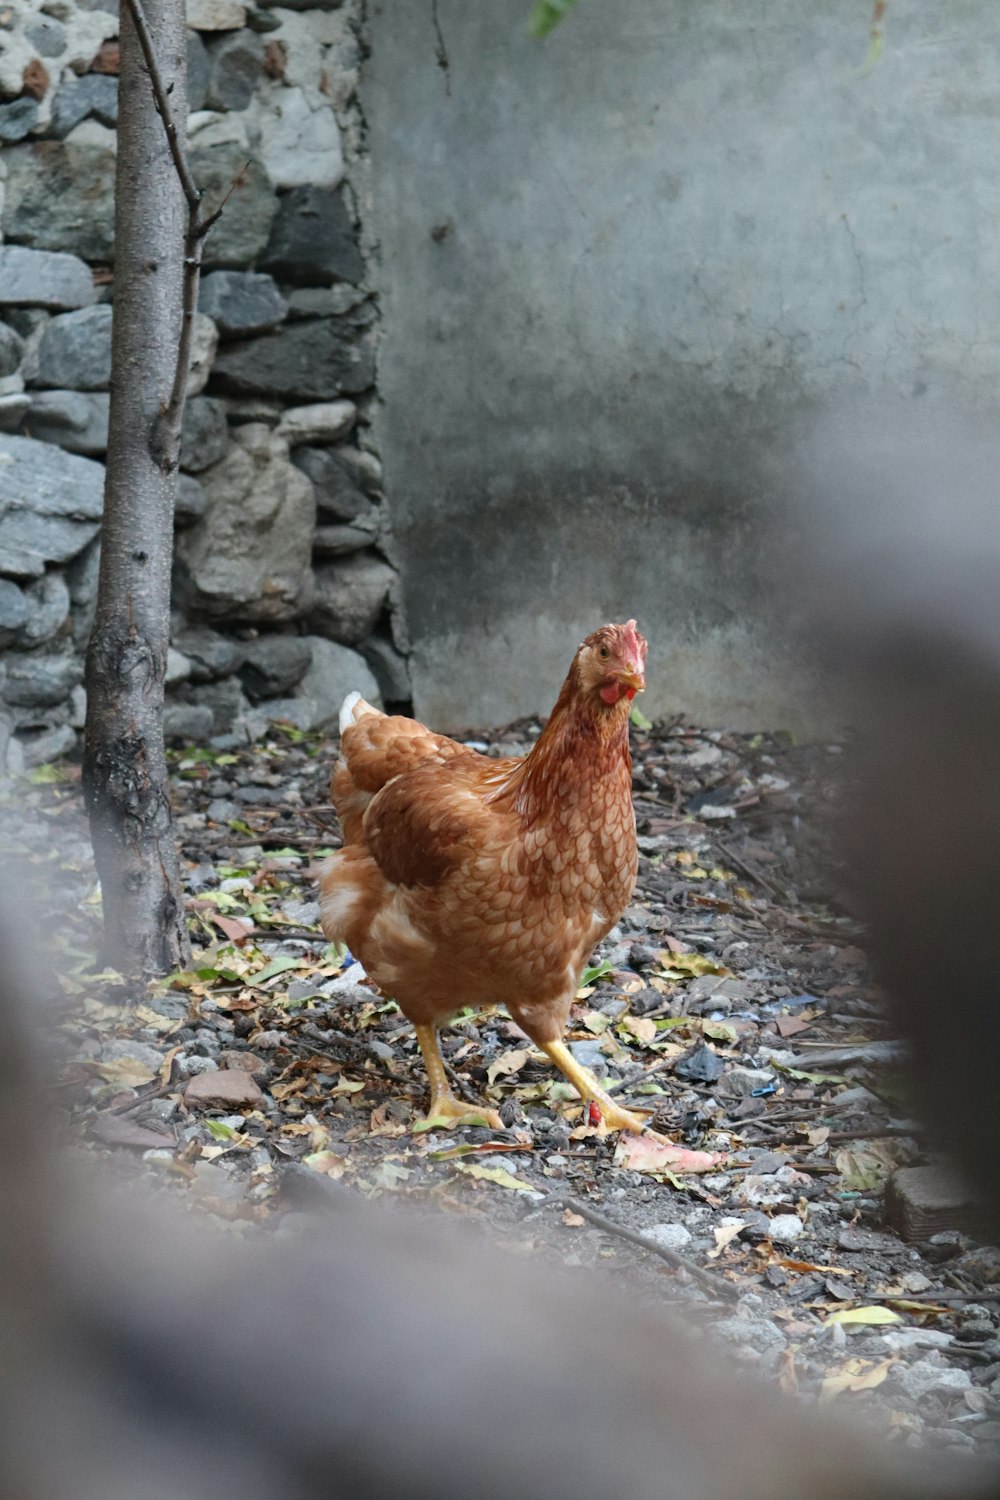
[[319, 621, 649, 1131]]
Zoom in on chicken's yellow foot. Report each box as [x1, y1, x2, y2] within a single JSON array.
[[413, 1023, 504, 1132], [539, 1039, 653, 1134]]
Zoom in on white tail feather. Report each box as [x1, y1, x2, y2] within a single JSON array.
[[339, 691, 363, 734]]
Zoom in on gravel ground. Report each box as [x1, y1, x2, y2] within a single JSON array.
[[4, 713, 1000, 1462]]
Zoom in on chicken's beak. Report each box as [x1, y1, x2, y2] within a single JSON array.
[[619, 669, 646, 694]]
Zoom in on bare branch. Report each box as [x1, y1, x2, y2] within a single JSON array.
[[120, 0, 202, 212]]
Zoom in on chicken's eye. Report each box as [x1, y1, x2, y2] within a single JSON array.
[[599, 645, 610, 659]]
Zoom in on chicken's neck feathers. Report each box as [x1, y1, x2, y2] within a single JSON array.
[[493, 676, 632, 825]]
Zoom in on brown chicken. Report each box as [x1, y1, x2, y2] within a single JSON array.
[[319, 621, 650, 1132]]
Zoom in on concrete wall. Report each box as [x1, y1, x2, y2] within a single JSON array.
[[365, 0, 999, 730]]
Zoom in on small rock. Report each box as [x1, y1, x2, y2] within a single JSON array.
[[213, 313, 374, 401], [186, 0, 247, 29], [717, 1065, 774, 1098], [163, 702, 215, 741], [176, 473, 208, 526], [198, 269, 287, 336], [276, 400, 356, 447], [204, 26, 265, 109], [297, 635, 380, 721], [567, 1040, 609, 1075], [291, 444, 375, 519], [3, 651, 81, 706], [217, 1049, 270, 1079], [190, 140, 277, 269], [0, 98, 39, 143], [101, 1038, 164, 1072], [25, 390, 109, 455], [767, 1213, 804, 1245], [3, 134, 117, 263], [710, 1315, 786, 1355], [178, 1054, 222, 1080], [49, 73, 118, 138], [18, 722, 76, 766], [21, 572, 71, 645], [891, 1359, 973, 1403], [644, 1222, 693, 1252], [308, 554, 396, 645], [33, 304, 113, 391], [173, 625, 247, 681], [0, 324, 25, 380], [685, 975, 750, 1014], [239, 634, 312, 700], [180, 396, 228, 472], [93, 1114, 173, 1151], [254, 87, 345, 191], [261, 183, 362, 285], [0, 579, 30, 646]]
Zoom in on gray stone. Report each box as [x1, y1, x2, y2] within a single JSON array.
[[190, 141, 277, 270], [165, 647, 192, 686], [645, 1222, 693, 1252], [255, 87, 344, 191], [21, 572, 71, 645], [275, 400, 355, 447], [2, 652, 81, 707], [0, 246, 95, 310], [566, 1040, 609, 1075], [261, 185, 363, 286], [313, 520, 378, 556], [291, 444, 374, 519], [0, 394, 32, 431], [33, 305, 113, 390], [286, 285, 368, 320], [0, 324, 24, 379], [173, 625, 247, 681], [213, 314, 374, 400], [0, 98, 39, 143], [186, 0, 246, 30], [198, 270, 287, 337], [175, 472, 208, 526], [360, 633, 411, 702], [890, 1359, 973, 1403], [710, 1316, 786, 1356], [239, 634, 312, 700], [0, 434, 104, 577], [49, 74, 118, 137], [67, 539, 101, 605], [185, 675, 251, 733], [685, 975, 750, 1014], [187, 32, 211, 112], [186, 314, 218, 397], [297, 636, 380, 724], [101, 1038, 164, 1071], [0, 580, 30, 646], [3, 136, 117, 262], [25, 16, 66, 56], [180, 396, 228, 472], [205, 28, 265, 110], [19, 722, 76, 767], [175, 423, 315, 623], [766, 1214, 803, 1245], [308, 554, 395, 645], [244, 694, 320, 735], [164, 702, 215, 740], [25, 390, 109, 454]]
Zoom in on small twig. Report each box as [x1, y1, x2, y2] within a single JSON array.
[[532, 1193, 739, 1301], [604, 1054, 676, 1098], [714, 839, 783, 902]]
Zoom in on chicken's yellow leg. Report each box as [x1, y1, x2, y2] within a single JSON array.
[[539, 1040, 652, 1134], [413, 1023, 503, 1131]]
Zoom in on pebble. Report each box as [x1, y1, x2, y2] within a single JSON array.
[[891, 1358, 973, 1402], [645, 1223, 693, 1252], [177, 1054, 220, 1076], [767, 1213, 804, 1245]]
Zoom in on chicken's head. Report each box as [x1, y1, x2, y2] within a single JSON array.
[[576, 620, 648, 706]]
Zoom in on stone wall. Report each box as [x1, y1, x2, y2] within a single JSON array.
[[0, 0, 407, 772]]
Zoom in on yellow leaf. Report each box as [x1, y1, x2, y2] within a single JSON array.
[[487, 1047, 531, 1085], [824, 1305, 902, 1327], [562, 1209, 585, 1226], [656, 951, 731, 979], [819, 1356, 894, 1402], [452, 1162, 535, 1193], [620, 1015, 657, 1045]]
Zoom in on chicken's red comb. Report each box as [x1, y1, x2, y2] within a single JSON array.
[[622, 619, 647, 662]]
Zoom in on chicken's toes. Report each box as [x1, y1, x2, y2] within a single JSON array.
[[415, 1094, 505, 1133], [594, 1099, 655, 1136]]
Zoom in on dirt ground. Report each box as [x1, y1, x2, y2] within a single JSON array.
[[6, 713, 1000, 1461]]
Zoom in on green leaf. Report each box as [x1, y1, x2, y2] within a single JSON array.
[[580, 958, 613, 987], [825, 1305, 902, 1327], [205, 1119, 238, 1141], [527, 0, 581, 39], [630, 703, 653, 731], [251, 954, 305, 986]]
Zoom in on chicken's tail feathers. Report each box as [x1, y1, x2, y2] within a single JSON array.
[[339, 691, 380, 735]]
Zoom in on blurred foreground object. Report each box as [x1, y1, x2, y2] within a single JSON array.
[[791, 401, 1000, 1240]]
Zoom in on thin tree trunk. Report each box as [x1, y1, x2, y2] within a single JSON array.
[[83, 0, 191, 976]]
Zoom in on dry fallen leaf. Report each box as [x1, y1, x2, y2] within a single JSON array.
[[303, 1149, 348, 1179], [452, 1162, 535, 1193], [562, 1209, 585, 1227], [486, 1047, 531, 1085], [708, 1221, 746, 1259], [615, 1135, 726, 1175], [819, 1356, 894, 1402]]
